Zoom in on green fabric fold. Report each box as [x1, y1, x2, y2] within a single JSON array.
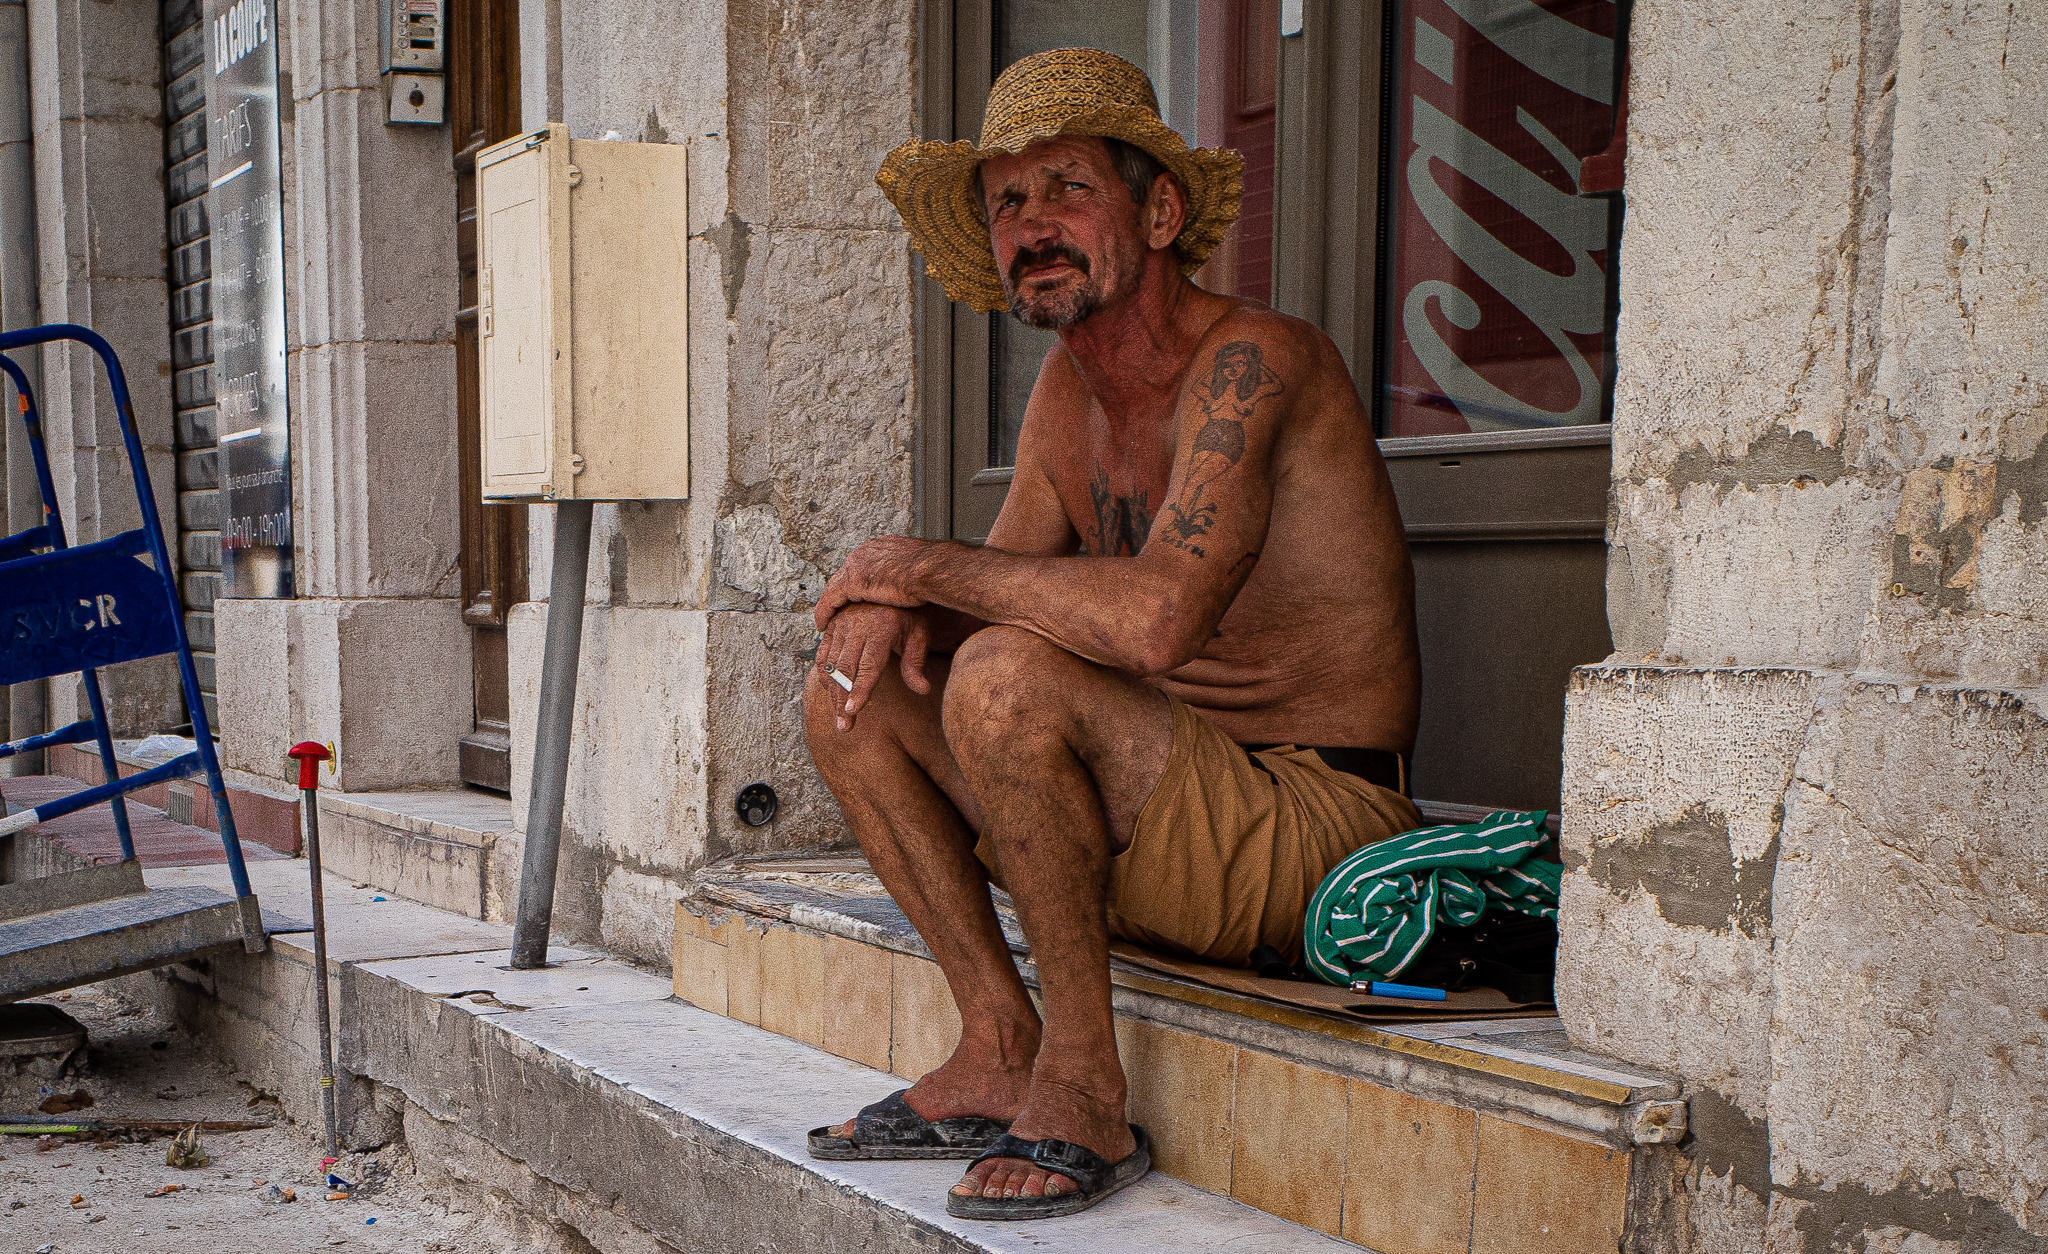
[[1303, 810, 1562, 987]]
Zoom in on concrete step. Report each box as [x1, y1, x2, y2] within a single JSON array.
[[295, 797, 1697, 1251], [0, 856, 150, 919], [0, 773, 291, 870], [128, 859, 1363, 1253], [0, 882, 255, 1001], [46, 740, 303, 855], [351, 949, 1354, 1252], [677, 858, 1693, 1252]]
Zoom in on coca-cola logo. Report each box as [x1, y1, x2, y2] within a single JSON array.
[[1383, 0, 1621, 436]]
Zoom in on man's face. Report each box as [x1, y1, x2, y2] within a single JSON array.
[[979, 137, 1150, 331]]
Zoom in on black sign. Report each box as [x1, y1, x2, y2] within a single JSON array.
[[206, 0, 293, 598]]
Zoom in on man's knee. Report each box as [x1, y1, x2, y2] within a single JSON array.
[[802, 666, 863, 766], [803, 659, 934, 770], [943, 626, 1082, 752]]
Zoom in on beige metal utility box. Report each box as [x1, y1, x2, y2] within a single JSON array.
[[476, 124, 689, 500]]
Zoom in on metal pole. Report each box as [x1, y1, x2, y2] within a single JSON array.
[[510, 499, 592, 969], [288, 741, 337, 1157]]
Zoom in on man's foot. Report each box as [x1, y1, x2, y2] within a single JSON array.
[[950, 1081, 1135, 1201], [824, 1046, 1033, 1140], [807, 1089, 1013, 1160]]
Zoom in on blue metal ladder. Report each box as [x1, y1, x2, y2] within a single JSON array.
[[0, 324, 266, 1001]]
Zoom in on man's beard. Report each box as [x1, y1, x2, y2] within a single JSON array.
[[1004, 243, 1102, 330]]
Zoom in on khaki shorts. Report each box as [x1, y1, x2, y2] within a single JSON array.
[[979, 698, 1422, 968]]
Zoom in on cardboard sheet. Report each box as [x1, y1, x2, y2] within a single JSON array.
[[1109, 942, 1554, 1023]]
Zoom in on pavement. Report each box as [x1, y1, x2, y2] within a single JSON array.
[[0, 982, 518, 1254], [0, 776, 286, 870]]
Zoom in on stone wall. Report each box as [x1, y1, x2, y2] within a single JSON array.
[[24, 0, 183, 734], [495, 0, 917, 966], [1559, 2, 2048, 1251], [215, 0, 474, 795]]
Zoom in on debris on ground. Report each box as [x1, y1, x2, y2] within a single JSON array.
[[3, 982, 507, 1251], [164, 1122, 210, 1169], [38, 1089, 93, 1114]]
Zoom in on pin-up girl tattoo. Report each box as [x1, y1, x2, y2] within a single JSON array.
[[1159, 341, 1283, 557]]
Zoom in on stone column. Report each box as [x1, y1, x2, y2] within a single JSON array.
[[1558, 2, 2048, 1250], [498, 0, 916, 968], [213, 0, 471, 794], [26, 0, 182, 734]]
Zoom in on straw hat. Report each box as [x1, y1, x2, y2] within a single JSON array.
[[877, 48, 1245, 313]]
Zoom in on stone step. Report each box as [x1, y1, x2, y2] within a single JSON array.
[[134, 859, 1363, 1254], [46, 741, 303, 855], [0, 774, 291, 870], [351, 946, 1356, 1253], [0, 883, 255, 1001], [677, 859, 1693, 1253]]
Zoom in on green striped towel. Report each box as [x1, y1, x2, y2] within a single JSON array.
[[1302, 811, 1562, 986]]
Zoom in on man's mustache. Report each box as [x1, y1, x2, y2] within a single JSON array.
[[1009, 243, 1091, 287]]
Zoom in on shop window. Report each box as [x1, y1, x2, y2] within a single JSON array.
[[1377, 0, 1624, 435], [915, 0, 1628, 810]]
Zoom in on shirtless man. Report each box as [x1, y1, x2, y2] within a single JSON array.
[[803, 49, 1420, 1220]]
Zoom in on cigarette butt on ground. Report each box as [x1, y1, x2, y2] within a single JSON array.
[[825, 666, 854, 692]]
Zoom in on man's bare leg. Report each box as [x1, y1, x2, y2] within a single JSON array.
[[939, 627, 1172, 1202], [802, 657, 1043, 1128]]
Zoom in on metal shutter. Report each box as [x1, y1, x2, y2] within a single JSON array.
[[162, 0, 218, 729]]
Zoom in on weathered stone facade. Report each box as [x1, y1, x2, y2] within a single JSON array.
[[22, 0, 184, 735], [197, 0, 916, 969], [1559, 2, 2048, 1249], [492, 0, 918, 965], [4, 1, 2042, 1244]]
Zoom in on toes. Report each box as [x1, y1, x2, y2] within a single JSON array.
[[952, 1162, 994, 1198], [951, 1159, 1076, 1202], [987, 1160, 1023, 1198]]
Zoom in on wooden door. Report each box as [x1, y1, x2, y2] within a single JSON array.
[[450, 0, 525, 792]]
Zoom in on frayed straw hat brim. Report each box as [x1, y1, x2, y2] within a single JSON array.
[[876, 54, 1244, 313]]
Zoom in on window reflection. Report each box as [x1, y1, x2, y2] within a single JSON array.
[[1378, 0, 1624, 436], [988, 3, 1149, 470], [989, 0, 1257, 469], [980, 1, 1623, 456]]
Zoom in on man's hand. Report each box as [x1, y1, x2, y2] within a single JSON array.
[[814, 536, 931, 632], [816, 603, 932, 731]]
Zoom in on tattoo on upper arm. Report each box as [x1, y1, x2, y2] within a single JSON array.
[[1087, 471, 1154, 556], [1160, 341, 1283, 557]]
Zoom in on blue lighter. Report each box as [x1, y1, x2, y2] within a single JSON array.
[[1350, 980, 1449, 1002]]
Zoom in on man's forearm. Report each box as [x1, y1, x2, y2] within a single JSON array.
[[908, 541, 1204, 677]]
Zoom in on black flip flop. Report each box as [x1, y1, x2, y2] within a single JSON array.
[[807, 1089, 1012, 1161], [944, 1125, 1151, 1220]]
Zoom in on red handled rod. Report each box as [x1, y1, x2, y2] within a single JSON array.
[[287, 741, 337, 1157]]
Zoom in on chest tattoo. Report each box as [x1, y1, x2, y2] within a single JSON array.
[[1087, 470, 1154, 556]]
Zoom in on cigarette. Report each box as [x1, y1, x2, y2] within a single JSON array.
[[824, 664, 854, 692]]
